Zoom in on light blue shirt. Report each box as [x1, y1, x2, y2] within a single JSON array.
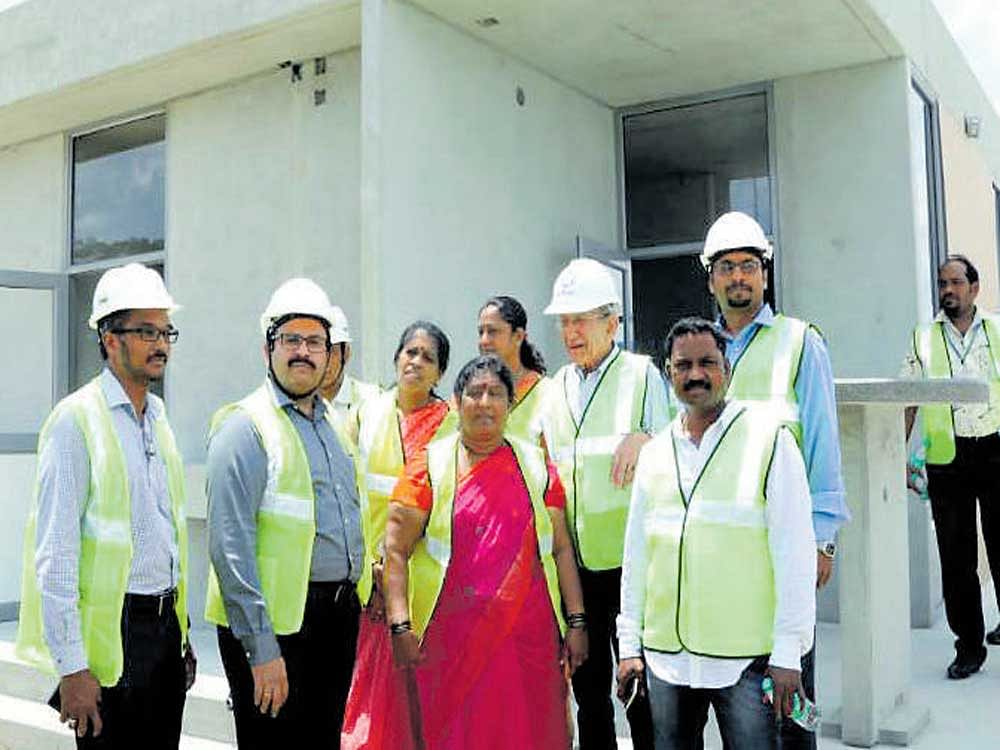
[[723, 305, 850, 544], [35, 368, 180, 677]]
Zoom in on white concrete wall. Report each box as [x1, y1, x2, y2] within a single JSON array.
[[362, 0, 618, 386], [774, 58, 919, 377], [166, 49, 362, 464], [0, 134, 65, 272], [0, 134, 65, 608]]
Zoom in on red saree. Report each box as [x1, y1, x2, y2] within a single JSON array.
[[343, 445, 569, 749]]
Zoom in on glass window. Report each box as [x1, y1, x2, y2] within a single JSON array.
[[71, 115, 166, 264], [623, 94, 771, 248], [909, 82, 947, 313]]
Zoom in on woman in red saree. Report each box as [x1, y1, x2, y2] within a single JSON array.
[[341, 322, 453, 750], [382, 355, 589, 750]]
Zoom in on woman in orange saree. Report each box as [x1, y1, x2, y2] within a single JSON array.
[[340, 321, 453, 750], [382, 355, 589, 750]]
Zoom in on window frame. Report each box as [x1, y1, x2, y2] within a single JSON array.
[[65, 109, 168, 393], [614, 82, 782, 309]]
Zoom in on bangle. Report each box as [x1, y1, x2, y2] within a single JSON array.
[[389, 620, 412, 635], [566, 612, 587, 630]]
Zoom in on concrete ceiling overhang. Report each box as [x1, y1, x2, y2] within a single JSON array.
[[0, 0, 360, 149], [409, 0, 903, 107]]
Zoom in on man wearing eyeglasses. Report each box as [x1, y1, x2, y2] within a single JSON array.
[[17, 263, 193, 749], [205, 278, 363, 749], [700, 211, 850, 750]]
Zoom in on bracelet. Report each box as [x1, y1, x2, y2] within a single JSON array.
[[566, 612, 587, 630], [389, 620, 412, 635]]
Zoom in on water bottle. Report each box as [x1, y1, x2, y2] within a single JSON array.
[[760, 676, 821, 732]]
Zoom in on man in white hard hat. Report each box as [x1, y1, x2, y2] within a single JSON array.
[[17, 262, 193, 748], [700, 211, 849, 749], [205, 278, 364, 748], [318, 305, 380, 427], [542, 258, 669, 750]]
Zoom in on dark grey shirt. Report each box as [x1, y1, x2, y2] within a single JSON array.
[[206, 378, 362, 664]]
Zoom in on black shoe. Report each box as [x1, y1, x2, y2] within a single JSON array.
[[987, 625, 1000, 646], [947, 648, 986, 679]]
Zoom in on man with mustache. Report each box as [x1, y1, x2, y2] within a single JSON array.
[[541, 258, 670, 750], [700, 211, 848, 750], [617, 317, 816, 749], [902, 255, 1000, 679], [17, 263, 193, 749], [205, 278, 364, 748]]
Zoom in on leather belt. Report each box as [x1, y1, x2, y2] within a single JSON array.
[[124, 588, 178, 618]]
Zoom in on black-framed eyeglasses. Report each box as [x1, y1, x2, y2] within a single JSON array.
[[112, 325, 180, 344], [276, 332, 330, 354]]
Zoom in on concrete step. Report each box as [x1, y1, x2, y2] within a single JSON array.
[[0, 693, 233, 750], [0, 637, 236, 746]]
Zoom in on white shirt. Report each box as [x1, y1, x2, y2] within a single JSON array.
[[617, 401, 816, 688], [900, 309, 1000, 438]]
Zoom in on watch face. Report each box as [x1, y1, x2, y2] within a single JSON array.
[[822, 543, 836, 557]]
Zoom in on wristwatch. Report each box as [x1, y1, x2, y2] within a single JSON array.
[[818, 542, 836, 560]]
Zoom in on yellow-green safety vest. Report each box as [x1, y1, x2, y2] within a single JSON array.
[[407, 432, 566, 639], [505, 376, 551, 445], [355, 389, 456, 604], [726, 314, 810, 444], [328, 376, 381, 431], [543, 350, 650, 571], [204, 382, 359, 632], [638, 405, 779, 656], [16, 377, 189, 687], [912, 317, 1000, 465]]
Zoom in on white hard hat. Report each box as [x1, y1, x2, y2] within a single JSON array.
[[328, 305, 352, 345], [543, 258, 621, 315], [700, 211, 773, 270], [259, 278, 335, 336], [89, 263, 179, 330]]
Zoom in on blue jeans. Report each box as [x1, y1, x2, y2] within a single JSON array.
[[647, 657, 777, 750]]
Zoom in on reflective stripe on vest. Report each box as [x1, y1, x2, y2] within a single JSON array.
[[639, 405, 778, 657], [408, 433, 565, 639], [16, 377, 189, 687], [543, 350, 649, 571], [355, 390, 455, 604], [204, 382, 347, 634], [505, 376, 551, 445], [914, 318, 1000, 465], [727, 315, 808, 443]]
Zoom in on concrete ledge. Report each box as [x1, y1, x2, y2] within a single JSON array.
[[835, 377, 988, 405], [822, 697, 931, 747]]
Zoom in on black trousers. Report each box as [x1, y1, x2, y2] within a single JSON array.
[[572, 567, 654, 750], [75, 593, 186, 749], [927, 434, 1000, 657], [218, 581, 361, 749]]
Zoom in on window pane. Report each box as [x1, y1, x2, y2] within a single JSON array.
[[0, 287, 53, 432], [72, 115, 166, 264], [624, 94, 770, 247], [71, 264, 165, 398]]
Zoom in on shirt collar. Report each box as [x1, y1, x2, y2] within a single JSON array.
[[671, 399, 743, 444], [574, 344, 619, 380], [99, 367, 161, 420], [935, 307, 983, 335], [332, 376, 354, 407], [267, 374, 326, 420], [717, 303, 774, 331]]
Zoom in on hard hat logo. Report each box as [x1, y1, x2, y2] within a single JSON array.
[[544, 258, 621, 316], [89, 263, 179, 330]]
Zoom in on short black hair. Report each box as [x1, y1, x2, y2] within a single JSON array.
[[664, 317, 730, 360], [452, 354, 515, 405], [942, 254, 979, 285], [393, 320, 450, 374], [97, 309, 132, 360], [709, 247, 769, 270]]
